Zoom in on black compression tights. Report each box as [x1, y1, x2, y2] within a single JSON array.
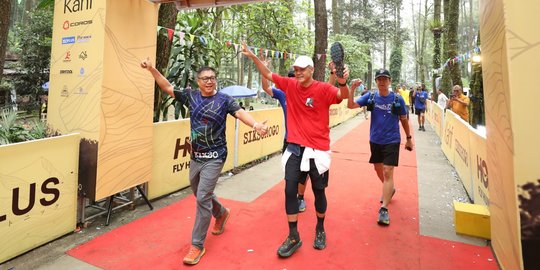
[[285, 179, 327, 214]]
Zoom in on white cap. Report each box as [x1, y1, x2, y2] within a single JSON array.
[[293, 55, 314, 68]]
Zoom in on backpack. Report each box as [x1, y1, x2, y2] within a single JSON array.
[[366, 91, 401, 115]]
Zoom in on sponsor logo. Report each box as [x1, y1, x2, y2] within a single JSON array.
[[62, 36, 75, 45], [63, 19, 93, 30], [64, 0, 93, 14], [74, 87, 87, 94], [63, 51, 71, 62], [60, 69, 73, 74], [61, 85, 69, 97], [243, 125, 280, 144], [0, 178, 61, 225], [79, 51, 87, 60], [193, 151, 219, 159], [77, 35, 91, 43], [79, 67, 85, 76]]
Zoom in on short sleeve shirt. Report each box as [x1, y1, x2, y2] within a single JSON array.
[[414, 91, 428, 110], [272, 74, 341, 151], [356, 91, 407, 144], [174, 88, 241, 161]]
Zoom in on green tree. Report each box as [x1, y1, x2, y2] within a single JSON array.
[[431, 0, 443, 92], [153, 3, 178, 122], [13, 5, 52, 113]]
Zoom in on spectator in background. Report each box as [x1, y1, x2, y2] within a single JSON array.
[[399, 85, 411, 118], [446, 85, 470, 122], [414, 85, 428, 131], [436, 88, 449, 109]]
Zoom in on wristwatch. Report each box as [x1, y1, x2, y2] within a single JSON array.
[[406, 135, 412, 139]]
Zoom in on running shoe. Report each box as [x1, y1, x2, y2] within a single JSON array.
[[183, 245, 206, 265], [211, 208, 230, 235], [377, 207, 390, 226], [298, 199, 306, 212], [313, 230, 327, 250], [277, 235, 302, 257], [330, 42, 345, 78]]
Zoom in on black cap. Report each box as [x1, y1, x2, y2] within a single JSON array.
[[287, 70, 295, 78], [375, 69, 391, 79]]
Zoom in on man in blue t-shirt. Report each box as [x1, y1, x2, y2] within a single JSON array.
[[347, 68, 414, 226], [141, 58, 268, 265], [414, 84, 429, 131]]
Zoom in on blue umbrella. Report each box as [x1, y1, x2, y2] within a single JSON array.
[[220, 85, 256, 98], [42, 81, 50, 90]]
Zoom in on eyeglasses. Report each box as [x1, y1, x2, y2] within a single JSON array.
[[198, 76, 217, 83]]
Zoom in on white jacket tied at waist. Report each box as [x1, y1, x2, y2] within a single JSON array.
[[281, 147, 331, 175]]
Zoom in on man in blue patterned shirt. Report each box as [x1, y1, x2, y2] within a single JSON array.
[[141, 58, 268, 265]]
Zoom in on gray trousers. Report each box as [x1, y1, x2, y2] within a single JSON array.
[[189, 159, 226, 248]]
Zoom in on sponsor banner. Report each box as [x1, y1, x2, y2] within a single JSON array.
[[431, 101, 444, 138], [0, 134, 80, 263], [441, 109, 456, 163], [452, 115, 473, 198], [95, 1, 158, 200], [469, 128, 489, 206], [148, 120, 191, 200], [329, 103, 344, 127], [236, 108, 283, 167]]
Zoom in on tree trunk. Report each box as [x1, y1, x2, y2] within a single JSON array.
[[441, 0, 462, 90], [22, 0, 33, 25], [153, 3, 178, 122], [0, 0, 11, 84], [332, 0, 340, 35], [469, 31, 483, 127], [432, 0, 442, 92], [313, 0, 328, 82], [412, 1, 418, 81]]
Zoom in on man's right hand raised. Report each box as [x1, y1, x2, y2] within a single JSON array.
[[140, 57, 153, 70]]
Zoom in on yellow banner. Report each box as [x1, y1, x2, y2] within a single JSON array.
[[469, 129, 489, 206], [452, 116, 473, 197], [441, 109, 456, 163], [148, 119, 191, 199], [236, 108, 283, 167], [0, 134, 80, 263], [431, 102, 444, 138], [48, 1, 159, 200]]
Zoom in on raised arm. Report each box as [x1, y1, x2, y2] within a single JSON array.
[[336, 65, 350, 100], [261, 59, 274, 97], [141, 58, 174, 97], [241, 42, 273, 82], [347, 79, 360, 109]]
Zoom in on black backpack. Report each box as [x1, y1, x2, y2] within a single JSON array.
[[366, 91, 401, 115]]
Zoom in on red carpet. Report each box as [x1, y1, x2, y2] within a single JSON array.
[[68, 120, 497, 269]]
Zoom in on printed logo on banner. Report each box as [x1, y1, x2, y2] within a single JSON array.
[[79, 67, 85, 77], [79, 51, 88, 60], [60, 69, 73, 74], [74, 87, 87, 95], [77, 35, 91, 43], [63, 51, 71, 62], [172, 137, 191, 173], [64, 0, 93, 14], [0, 178, 61, 225], [62, 36, 75, 45], [61, 85, 69, 97], [243, 125, 280, 144], [63, 20, 93, 30]]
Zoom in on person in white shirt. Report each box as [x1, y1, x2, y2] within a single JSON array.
[[436, 88, 449, 109]]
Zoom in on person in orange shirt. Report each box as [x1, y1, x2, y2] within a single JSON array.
[[446, 85, 470, 122]]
